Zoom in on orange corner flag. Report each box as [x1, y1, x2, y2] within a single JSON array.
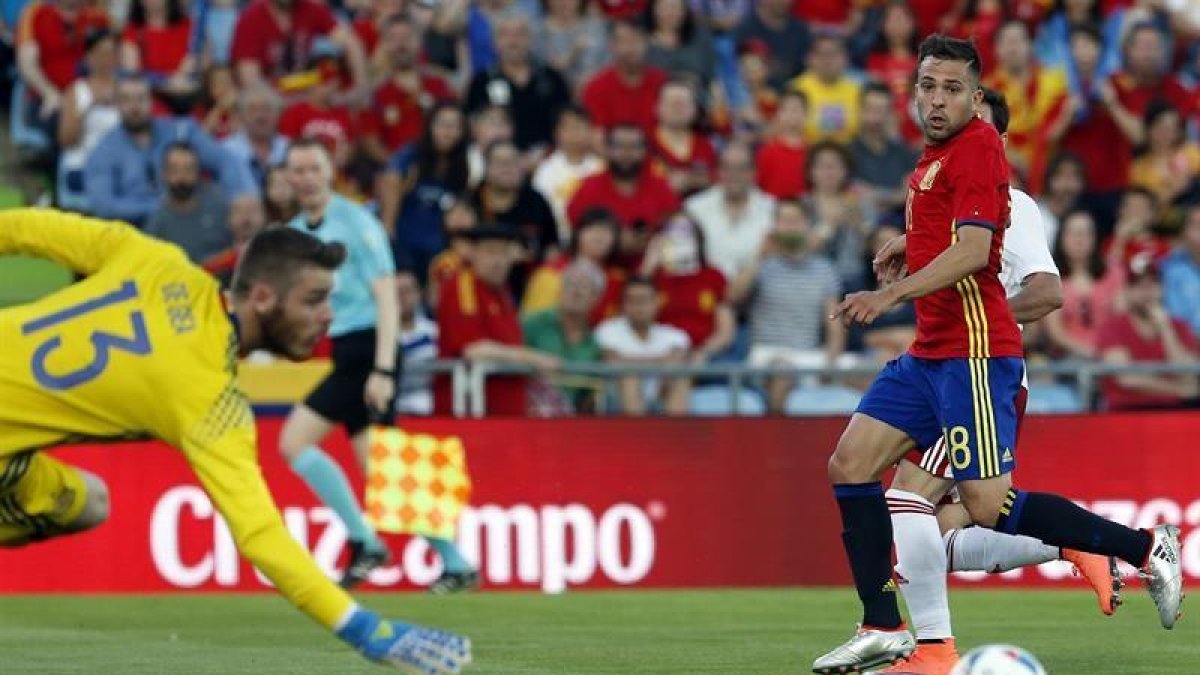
[[365, 426, 472, 539]]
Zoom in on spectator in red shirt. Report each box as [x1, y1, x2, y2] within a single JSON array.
[[231, 0, 368, 98], [1098, 254, 1200, 411], [120, 0, 195, 86], [279, 56, 358, 173], [640, 212, 734, 363], [16, 0, 109, 136], [1062, 23, 1190, 229], [755, 89, 808, 199], [351, 0, 404, 56], [950, 0, 1007, 77], [360, 15, 456, 166], [1105, 187, 1173, 265], [434, 226, 562, 416], [650, 79, 718, 196], [791, 0, 850, 31], [581, 19, 669, 146], [567, 124, 682, 269], [595, 0, 647, 21], [865, 1, 921, 146]]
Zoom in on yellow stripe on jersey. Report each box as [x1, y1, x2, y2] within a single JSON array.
[[965, 275, 991, 357], [457, 271, 477, 316], [950, 222, 993, 358]]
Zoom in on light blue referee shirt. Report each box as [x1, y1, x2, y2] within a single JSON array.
[[289, 194, 396, 337]]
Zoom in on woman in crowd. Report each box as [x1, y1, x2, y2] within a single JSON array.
[[263, 164, 298, 228], [196, 65, 240, 139], [1036, 151, 1087, 247], [643, 0, 714, 91], [640, 212, 735, 365], [121, 0, 196, 86], [523, 207, 625, 323], [1130, 101, 1200, 212], [534, 0, 607, 92], [379, 103, 471, 284], [801, 141, 875, 290], [865, 1, 921, 145], [1043, 209, 1125, 359], [58, 28, 121, 212]]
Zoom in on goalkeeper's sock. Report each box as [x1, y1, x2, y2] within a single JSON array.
[[945, 526, 1059, 573], [887, 489, 952, 640], [292, 446, 383, 551], [834, 482, 903, 630], [427, 536, 473, 573], [994, 489, 1151, 566]]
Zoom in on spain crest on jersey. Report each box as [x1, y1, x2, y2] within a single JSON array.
[[918, 159, 943, 191]]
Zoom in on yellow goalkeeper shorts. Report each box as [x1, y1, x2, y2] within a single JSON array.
[[0, 451, 89, 545]]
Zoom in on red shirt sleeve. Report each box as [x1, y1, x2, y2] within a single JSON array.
[[708, 266, 728, 302], [436, 273, 489, 358], [951, 126, 1008, 230]]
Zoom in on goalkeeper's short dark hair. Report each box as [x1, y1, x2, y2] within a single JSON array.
[[980, 87, 1011, 134], [232, 228, 346, 298]]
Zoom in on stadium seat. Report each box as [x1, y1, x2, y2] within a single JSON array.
[[10, 81, 51, 162], [1025, 383, 1083, 414], [784, 385, 863, 416], [689, 386, 766, 416]]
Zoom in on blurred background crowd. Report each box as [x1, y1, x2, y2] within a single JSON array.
[[1, 0, 1199, 416]]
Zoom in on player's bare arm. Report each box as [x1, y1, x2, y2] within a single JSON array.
[[1007, 272, 1063, 324], [833, 226, 992, 326]]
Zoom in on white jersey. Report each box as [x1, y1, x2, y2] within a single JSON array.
[[1002, 188, 1059, 302], [1003, 187, 1059, 390]]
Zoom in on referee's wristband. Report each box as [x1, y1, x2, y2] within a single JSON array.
[[372, 367, 396, 378]]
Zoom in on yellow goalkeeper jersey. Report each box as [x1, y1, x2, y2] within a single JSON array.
[[0, 208, 353, 630]]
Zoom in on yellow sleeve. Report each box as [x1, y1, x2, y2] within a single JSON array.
[[0, 208, 179, 276], [180, 386, 354, 631]]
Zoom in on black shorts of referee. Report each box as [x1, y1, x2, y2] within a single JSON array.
[[303, 328, 402, 435]]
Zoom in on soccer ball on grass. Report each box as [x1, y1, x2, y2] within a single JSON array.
[[950, 644, 1048, 675]]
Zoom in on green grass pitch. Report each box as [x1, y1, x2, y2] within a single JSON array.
[[0, 588, 1195, 674]]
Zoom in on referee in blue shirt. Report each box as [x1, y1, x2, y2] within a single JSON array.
[[279, 139, 474, 590]]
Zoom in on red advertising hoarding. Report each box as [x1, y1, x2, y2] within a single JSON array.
[[1, 414, 1197, 593]]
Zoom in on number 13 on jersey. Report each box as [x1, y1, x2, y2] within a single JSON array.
[[20, 280, 154, 391]]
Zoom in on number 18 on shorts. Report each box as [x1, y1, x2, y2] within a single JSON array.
[[857, 354, 1024, 480]]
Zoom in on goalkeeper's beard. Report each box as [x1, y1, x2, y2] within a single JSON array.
[[258, 304, 309, 361]]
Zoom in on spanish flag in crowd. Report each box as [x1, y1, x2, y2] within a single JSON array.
[[365, 427, 472, 540]]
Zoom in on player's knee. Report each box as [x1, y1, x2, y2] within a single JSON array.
[[959, 491, 1003, 529], [827, 446, 872, 484]]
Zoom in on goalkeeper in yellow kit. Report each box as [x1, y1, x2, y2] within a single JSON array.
[[0, 208, 471, 674]]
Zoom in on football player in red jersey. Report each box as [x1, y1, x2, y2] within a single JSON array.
[[812, 35, 1183, 675]]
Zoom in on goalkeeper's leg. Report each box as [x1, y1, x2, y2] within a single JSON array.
[[0, 450, 109, 547]]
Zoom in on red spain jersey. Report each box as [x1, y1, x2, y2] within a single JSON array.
[[905, 117, 1020, 359]]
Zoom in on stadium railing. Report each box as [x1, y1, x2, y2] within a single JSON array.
[[448, 361, 1200, 417]]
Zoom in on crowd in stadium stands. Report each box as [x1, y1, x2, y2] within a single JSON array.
[[3, 0, 1200, 415]]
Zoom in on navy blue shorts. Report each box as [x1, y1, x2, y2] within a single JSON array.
[[856, 354, 1024, 480]]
